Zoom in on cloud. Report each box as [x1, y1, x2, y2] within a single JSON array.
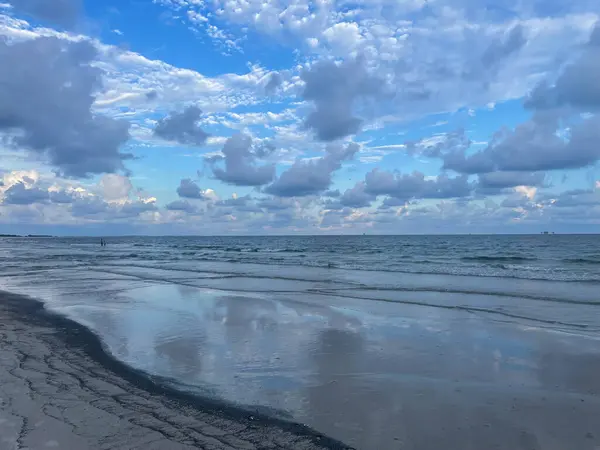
[[166, 200, 198, 213], [405, 129, 472, 158], [8, 0, 81, 28], [364, 169, 473, 203], [264, 72, 282, 94], [118, 200, 157, 217], [265, 142, 359, 197], [477, 171, 546, 189], [0, 37, 132, 178], [444, 112, 600, 173], [481, 24, 527, 68], [302, 58, 384, 141], [2, 181, 48, 204], [549, 189, 600, 207], [337, 182, 375, 208], [176, 178, 206, 199], [210, 133, 276, 186], [525, 23, 600, 110], [215, 195, 257, 210], [154, 106, 210, 146], [100, 174, 133, 201], [69, 194, 157, 219], [49, 189, 75, 204]]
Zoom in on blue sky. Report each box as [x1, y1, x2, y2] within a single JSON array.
[[0, 0, 600, 235]]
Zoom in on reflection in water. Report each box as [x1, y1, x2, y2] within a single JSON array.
[[44, 284, 600, 450], [154, 319, 205, 382]]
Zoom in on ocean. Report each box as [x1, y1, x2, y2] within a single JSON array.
[[1, 234, 600, 449]]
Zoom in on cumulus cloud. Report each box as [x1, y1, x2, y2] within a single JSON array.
[[0, 37, 132, 178], [215, 195, 260, 211], [100, 174, 133, 201], [302, 59, 384, 141], [69, 194, 156, 219], [444, 113, 600, 173], [8, 0, 81, 28], [49, 189, 75, 204], [526, 23, 600, 110], [176, 178, 206, 199], [477, 172, 546, 190], [266, 142, 359, 197], [365, 169, 473, 203], [439, 23, 600, 177], [337, 182, 375, 208], [2, 182, 48, 205], [166, 200, 198, 213], [154, 106, 210, 146], [210, 133, 275, 186]]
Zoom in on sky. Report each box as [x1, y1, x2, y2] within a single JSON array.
[[0, 0, 599, 235]]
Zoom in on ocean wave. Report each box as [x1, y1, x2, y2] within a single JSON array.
[[461, 256, 537, 263], [563, 258, 600, 265], [90, 254, 600, 283]]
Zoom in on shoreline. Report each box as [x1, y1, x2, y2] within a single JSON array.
[[0, 290, 351, 450]]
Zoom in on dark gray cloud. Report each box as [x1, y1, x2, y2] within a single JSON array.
[[154, 106, 209, 146], [323, 189, 341, 198], [265, 143, 358, 197], [256, 196, 294, 211], [424, 24, 600, 178], [526, 23, 600, 110], [215, 195, 260, 212], [166, 200, 198, 213], [49, 190, 75, 204], [0, 37, 132, 178], [338, 182, 375, 208], [8, 0, 81, 28], [119, 201, 157, 217], [2, 182, 48, 205], [210, 133, 275, 186], [477, 171, 546, 189], [444, 113, 600, 173], [380, 196, 411, 208], [302, 58, 384, 141], [364, 169, 472, 202], [176, 178, 205, 199], [443, 149, 496, 174]]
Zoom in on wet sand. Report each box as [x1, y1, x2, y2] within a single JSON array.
[[0, 291, 350, 450]]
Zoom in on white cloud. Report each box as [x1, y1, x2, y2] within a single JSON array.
[[155, 0, 599, 121], [515, 185, 537, 200]]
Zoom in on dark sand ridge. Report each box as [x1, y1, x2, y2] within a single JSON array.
[[0, 291, 351, 450]]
